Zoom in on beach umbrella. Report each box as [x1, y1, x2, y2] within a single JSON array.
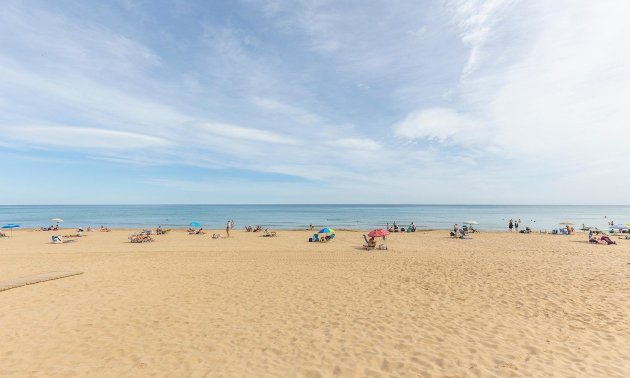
[[625, 222, 630, 227], [2, 223, 20, 237], [463, 220, 478, 225], [559, 221, 574, 225], [368, 229, 390, 238], [51, 218, 64, 223], [318, 227, 335, 234], [611, 224, 629, 230], [189, 222, 202, 228]]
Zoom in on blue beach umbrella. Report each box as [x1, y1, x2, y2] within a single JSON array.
[[2, 223, 21, 237], [612, 224, 629, 231], [189, 222, 202, 228]]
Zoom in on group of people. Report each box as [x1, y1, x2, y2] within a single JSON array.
[[507, 219, 521, 232], [226, 220, 234, 238], [245, 225, 263, 232], [451, 224, 471, 239], [387, 221, 416, 233], [155, 226, 170, 235]]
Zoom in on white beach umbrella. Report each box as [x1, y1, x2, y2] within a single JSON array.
[[464, 220, 478, 225], [559, 221, 574, 225], [51, 218, 64, 223]]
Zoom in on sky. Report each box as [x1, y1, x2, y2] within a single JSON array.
[[1, 0, 629, 204]]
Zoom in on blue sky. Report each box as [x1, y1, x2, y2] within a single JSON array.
[[1, 0, 629, 204]]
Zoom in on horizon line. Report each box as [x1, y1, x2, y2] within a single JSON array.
[[1, 203, 629, 207]]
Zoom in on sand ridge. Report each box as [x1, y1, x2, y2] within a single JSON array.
[[1, 229, 629, 377]]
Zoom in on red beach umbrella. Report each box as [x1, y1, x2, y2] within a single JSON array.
[[368, 229, 390, 238]]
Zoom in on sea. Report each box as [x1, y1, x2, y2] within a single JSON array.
[[1, 205, 628, 231]]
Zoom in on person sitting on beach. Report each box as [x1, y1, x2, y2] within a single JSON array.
[[212, 233, 222, 239], [100, 225, 110, 232], [0, 231, 6, 238], [368, 237, 376, 248], [589, 231, 602, 243], [262, 229, 278, 237]]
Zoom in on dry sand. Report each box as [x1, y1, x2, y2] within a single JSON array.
[[1, 229, 629, 377]]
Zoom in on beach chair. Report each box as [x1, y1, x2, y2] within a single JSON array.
[[262, 229, 277, 237], [363, 235, 375, 250], [129, 233, 154, 243], [52, 235, 75, 244]]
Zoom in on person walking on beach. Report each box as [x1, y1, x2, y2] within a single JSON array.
[[226, 220, 232, 238], [508, 219, 513, 232], [515, 220, 519, 232]]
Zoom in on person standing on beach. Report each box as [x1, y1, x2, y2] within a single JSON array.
[[515, 220, 519, 232], [508, 219, 513, 232], [226, 220, 232, 238]]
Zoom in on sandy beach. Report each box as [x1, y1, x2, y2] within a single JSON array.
[[0, 229, 628, 377]]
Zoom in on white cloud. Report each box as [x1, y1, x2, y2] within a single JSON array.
[[394, 108, 475, 142], [2, 125, 171, 150], [393, 107, 494, 151], [197, 122, 300, 145], [326, 138, 381, 151], [396, 0, 630, 170], [449, 0, 513, 77]]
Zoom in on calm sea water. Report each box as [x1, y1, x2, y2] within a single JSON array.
[[1, 205, 628, 231]]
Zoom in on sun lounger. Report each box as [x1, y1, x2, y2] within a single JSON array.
[[51, 235, 76, 244], [261, 230, 277, 237], [129, 233, 154, 243]]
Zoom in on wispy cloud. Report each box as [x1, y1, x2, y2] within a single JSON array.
[[252, 97, 322, 124], [448, 0, 514, 78], [1, 0, 629, 204], [196, 122, 300, 145], [2, 124, 172, 150]]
